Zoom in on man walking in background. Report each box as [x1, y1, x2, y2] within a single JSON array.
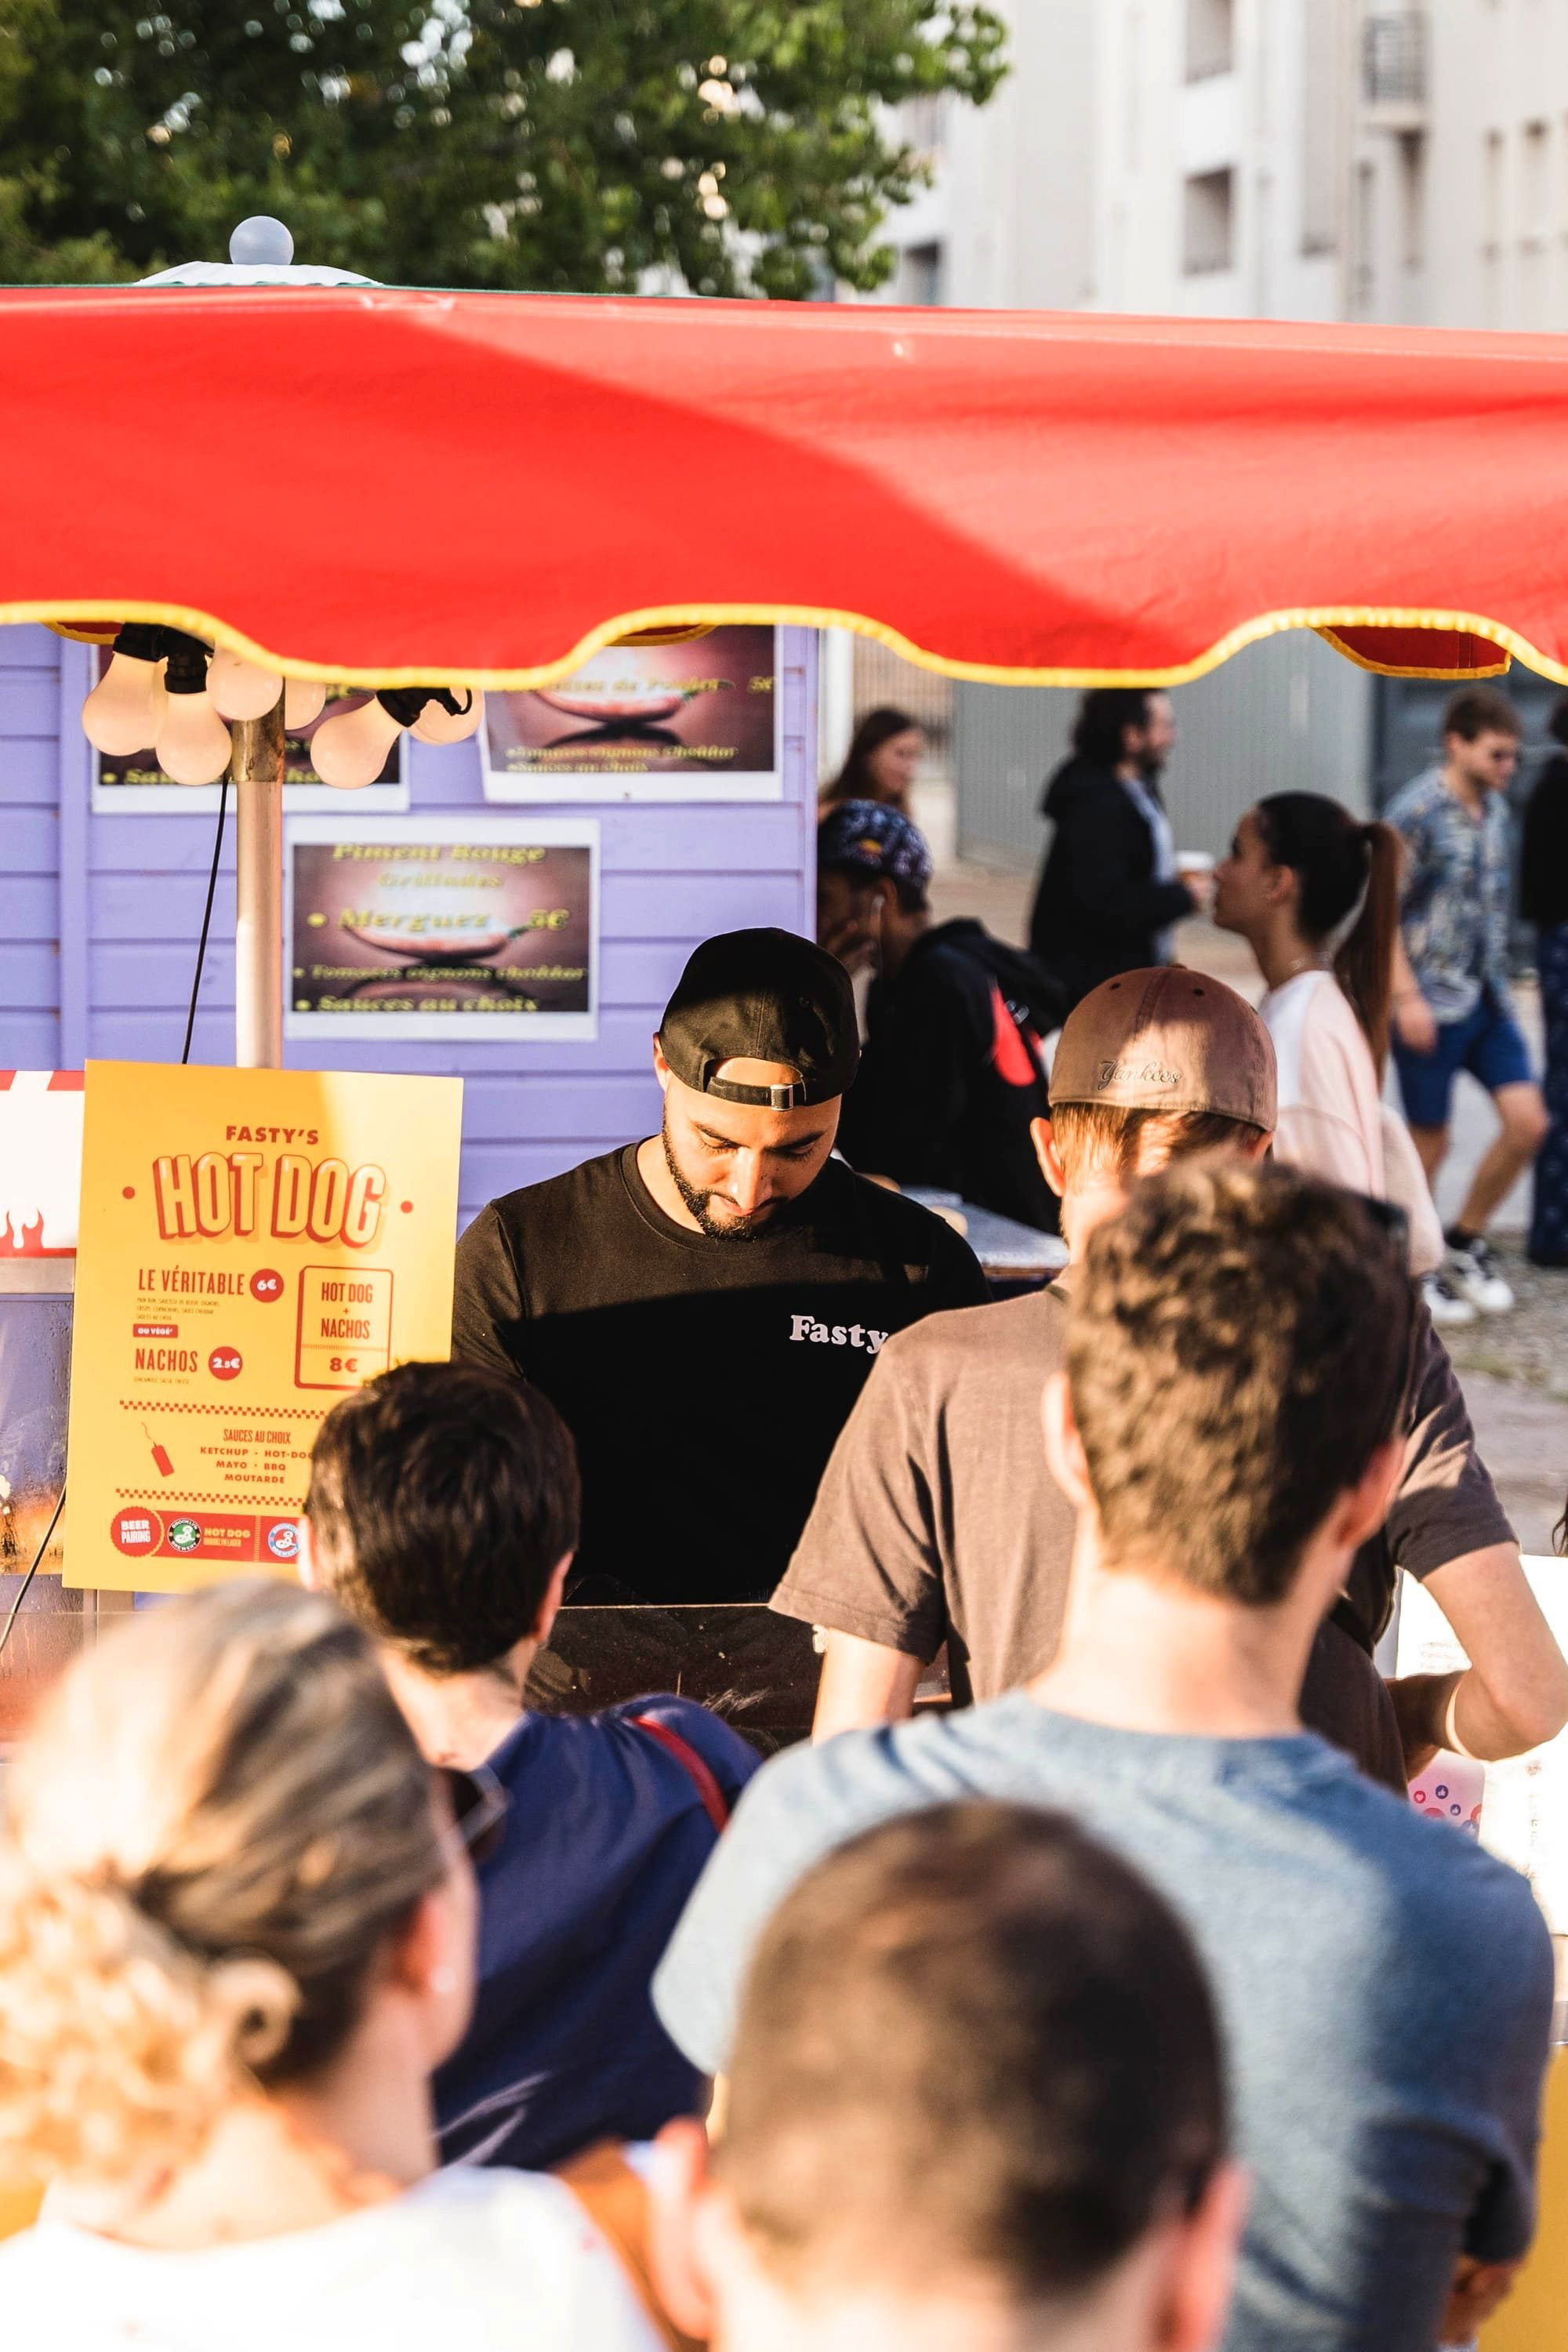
[[1388, 686, 1548, 1322], [1028, 687, 1207, 1008], [818, 800, 1065, 1231]]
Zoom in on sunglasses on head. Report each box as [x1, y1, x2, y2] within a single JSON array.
[[434, 1762, 510, 1870]]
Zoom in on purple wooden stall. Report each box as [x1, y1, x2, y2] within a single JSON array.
[[2, 625, 818, 1232]]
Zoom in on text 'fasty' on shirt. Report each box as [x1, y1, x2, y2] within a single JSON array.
[[451, 1145, 989, 1605], [788, 1315, 887, 1352]]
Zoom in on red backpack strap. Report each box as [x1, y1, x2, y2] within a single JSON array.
[[630, 1714, 731, 1835]]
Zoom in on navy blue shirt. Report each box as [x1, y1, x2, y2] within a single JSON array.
[[434, 1695, 760, 2172]]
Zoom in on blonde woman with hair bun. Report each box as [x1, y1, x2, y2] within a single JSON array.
[[0, 1578, 662, 2352]]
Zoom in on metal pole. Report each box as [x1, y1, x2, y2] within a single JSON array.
[[232, 699, 287, 1069]]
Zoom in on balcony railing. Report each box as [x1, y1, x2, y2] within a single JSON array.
[[1362, 10, 1428, 111]]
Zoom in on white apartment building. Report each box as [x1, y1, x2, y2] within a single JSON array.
[[1088, 0, 1350, 321], [1412, 0, 1568, 332], [1081, 0, 1568, 335], [878, 1, 1097, 311], [846, 2, 1568, 862], [892, 3, 1568, 336]]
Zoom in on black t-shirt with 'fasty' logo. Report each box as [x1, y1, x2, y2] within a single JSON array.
[[452, 1145, 989, 1604]]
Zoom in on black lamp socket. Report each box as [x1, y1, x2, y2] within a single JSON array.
[[377, 685, 437, 728], [111, 622, 167, 666], [162, 633, 212, 696], [376, 685, 471, 728]]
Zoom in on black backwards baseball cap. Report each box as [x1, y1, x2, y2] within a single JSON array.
[[658, 927, 859, 1109]]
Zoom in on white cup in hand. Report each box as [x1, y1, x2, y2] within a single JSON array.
[[1178, 852, 1214, 912]]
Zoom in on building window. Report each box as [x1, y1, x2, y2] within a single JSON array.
[[1352, 159, 1376, 314], [1483, 128, 1505, 252], [1182, 169, 1236, 274], [1398, 135, 1425, 276], [901, 242, 944, 306], [1300, 0, 1338, 254], [1125, 2, 1143, 163], [1523, 120, 1549, 241], [901, 93, 945, 158], [1362, 11, 1428, 108], [1185, 0, 1234, 82]]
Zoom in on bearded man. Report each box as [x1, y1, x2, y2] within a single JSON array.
[[452, 928, 986, 1602]]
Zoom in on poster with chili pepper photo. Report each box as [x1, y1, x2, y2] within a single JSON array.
[[285, 815, 598, 1040], [481, 624, 780, 802], [64, 1059, 462, 1593]]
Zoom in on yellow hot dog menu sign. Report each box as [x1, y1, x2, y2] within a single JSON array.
[[66, 1062, 463, 1592]]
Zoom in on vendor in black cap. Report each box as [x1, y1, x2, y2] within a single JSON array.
[[452, 927, 989, 1603]]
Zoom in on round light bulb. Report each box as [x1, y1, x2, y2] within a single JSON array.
[[156, 688, 234, 786], [309, 694, 407, 789], [411, 688, 485, 746], [207, 646, 283, 720], [282, 677, 328, 730], [82, 647, 165, 756], [230, 215, 294, 267]]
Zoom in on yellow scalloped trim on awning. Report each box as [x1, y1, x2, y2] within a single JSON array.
[[44, 619, 122, 646], [1312, 627, 1512, 681], [5, 597, 1556, 690]]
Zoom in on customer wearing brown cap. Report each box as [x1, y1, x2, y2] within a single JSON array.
[[773, 967, 1568, 1784], [452, 929, 987, 1605]]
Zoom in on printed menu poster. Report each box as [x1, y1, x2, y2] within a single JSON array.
[[285, 815, 597, 1041], [481, 624, 780, 802], [64, 1061, 462, 1593]]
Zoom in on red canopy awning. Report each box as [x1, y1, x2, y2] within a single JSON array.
[[4, 287, 1566, 688]]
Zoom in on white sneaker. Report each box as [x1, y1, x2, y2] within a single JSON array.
[[1443, 1236, 1515, 1316], [1422, 1269, 1478, 1327]]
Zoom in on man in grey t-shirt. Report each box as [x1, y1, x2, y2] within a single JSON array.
[[656, 1163, 1554, 2352]]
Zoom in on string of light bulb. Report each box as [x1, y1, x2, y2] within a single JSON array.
[[79, 621, 484, 787]]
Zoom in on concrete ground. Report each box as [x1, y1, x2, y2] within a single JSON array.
[[933, 857, 1568, 1554]]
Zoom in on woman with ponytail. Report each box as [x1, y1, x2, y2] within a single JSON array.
[[0, 1579, 661, 2352], [1214, 792, 1443, 1278]]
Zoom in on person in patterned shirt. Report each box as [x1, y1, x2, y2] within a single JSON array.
[[1387, 687, 1548, 1325]]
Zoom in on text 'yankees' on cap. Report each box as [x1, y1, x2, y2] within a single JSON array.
[[659, 927, 859, 1110], [1048, 967, 1276, 1131]]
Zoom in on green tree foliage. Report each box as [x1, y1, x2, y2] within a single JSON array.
[[0, 0, 1006, 292]]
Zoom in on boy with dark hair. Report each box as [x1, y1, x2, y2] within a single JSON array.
[[301, 1359, 760, 2172], [655, 1163, 1555, 2352], [1388, 684, 1548, 1319], [776, 967, 1568, 1783], [818, 799, 1065, 1230], [651, 1802, 1241, 2352]]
